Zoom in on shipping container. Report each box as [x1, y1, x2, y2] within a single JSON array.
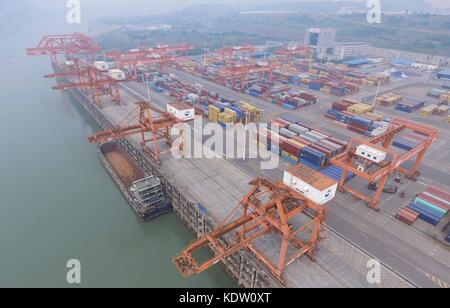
[[408, 202, 442, 226], [425, 187, 450, 204], [392, 138, 417, 151], [280, 128, 298, 138], [395, 97, 425, 113], [283, 165, 338, 205], [396, 207, 419, 225]]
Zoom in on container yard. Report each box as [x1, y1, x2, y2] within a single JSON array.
[[24, 30, 450, 290]]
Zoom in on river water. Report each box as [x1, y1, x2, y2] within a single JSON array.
[[0, 9, 234, 288]]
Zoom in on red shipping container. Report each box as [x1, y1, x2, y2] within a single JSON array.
[[425, 187, 450, 203], [347, 124, 367, 134], [282, 141, 302, 157], [309, 143, 333, 158]]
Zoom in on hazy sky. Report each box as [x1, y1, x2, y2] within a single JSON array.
[[7, 0, 450, 20]]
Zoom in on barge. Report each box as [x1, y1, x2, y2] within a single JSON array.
[[99, 141, 172, 221]]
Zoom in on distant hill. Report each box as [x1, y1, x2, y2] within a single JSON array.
[[244, 0, 435, 13], [169, 3, 236, 21]]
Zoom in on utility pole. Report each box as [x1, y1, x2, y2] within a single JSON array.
[[372, 79, 382, 107], [424, 69, 431, 85], [146, 79, 152, 103]]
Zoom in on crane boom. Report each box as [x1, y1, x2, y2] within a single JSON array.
[[88, 101, 183, 164], [173, 179, 325, 283]]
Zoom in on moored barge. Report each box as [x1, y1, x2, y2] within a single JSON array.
[[99, 141, 172, 221]]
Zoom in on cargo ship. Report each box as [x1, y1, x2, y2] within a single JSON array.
[[98, 141, 172, 221]]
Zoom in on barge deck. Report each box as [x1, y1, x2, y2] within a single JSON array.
[[98, 141, 172, 221]]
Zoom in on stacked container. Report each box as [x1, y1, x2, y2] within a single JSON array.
[[396, 208, 420, 225], [428, 89, 447, 98], [419, 104, 439, 117], [259, 115, 347, 171], [395, 97, 425, 113], [347, 103, 374, 114], [393, 132, 427, 151], [408, 187, 450, 226], [376, 93, 403, 106], [433, 105, 449, 116]]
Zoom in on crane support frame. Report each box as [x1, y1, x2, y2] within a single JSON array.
[[173, 179, 325, 283], [330, 118, 438, 210], [88, 101, 183, 164]]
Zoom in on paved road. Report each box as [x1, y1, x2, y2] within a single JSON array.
[[119, 79, 450, 288]]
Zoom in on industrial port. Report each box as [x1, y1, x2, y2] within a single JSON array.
[[3, 0, 450, 290]]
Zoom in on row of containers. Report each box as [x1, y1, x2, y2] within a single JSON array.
[[377, 93, 425, 113], [149, 76, 262, 124], [325, 100, 389, 137], [273, 60, 390, 96], [208, 102, 262, 126], [254, 114, 354, 182], [392, 132, 430, 151], [428, 88, 450, 104], [396, 186, 450, 226], [419, 104, 449, 117], [245, 84, 319, 110]]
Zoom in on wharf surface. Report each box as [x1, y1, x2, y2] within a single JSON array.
[[57, 72, 415, 288]]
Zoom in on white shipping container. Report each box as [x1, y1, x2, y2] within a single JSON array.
[[283, 165, 338, 205], [167, 103, 195, 122], [107, 69, 126, 81]]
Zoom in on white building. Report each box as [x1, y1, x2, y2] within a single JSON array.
[[332, 42, 370, 61]]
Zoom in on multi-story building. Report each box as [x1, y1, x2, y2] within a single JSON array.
[[331, 42, 371, 61], [304, 28, 336, 59]]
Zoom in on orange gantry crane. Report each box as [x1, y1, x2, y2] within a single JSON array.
[[173, 178, 325, 283], [216, 45, 256, 62], [218, 62, 277, 92], [88, 100, 184, 164], [26, 33, 130, 106], [275, 46, 312, 61], [106, 44, 194, 78], [45, 58, 130, 107], [26, 33, 101, 65], [331, 118, 438, 210]]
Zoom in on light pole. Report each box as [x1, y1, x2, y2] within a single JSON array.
[[424, 69, 431, 85], [146, 79, 152, 103], [372, 79, 381, 108]]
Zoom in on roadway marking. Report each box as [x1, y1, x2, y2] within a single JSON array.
[[385, 248, 449, 288], [425, 273, 449, 288]]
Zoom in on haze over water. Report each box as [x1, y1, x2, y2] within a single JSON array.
[[0, 6, 234, 288]]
